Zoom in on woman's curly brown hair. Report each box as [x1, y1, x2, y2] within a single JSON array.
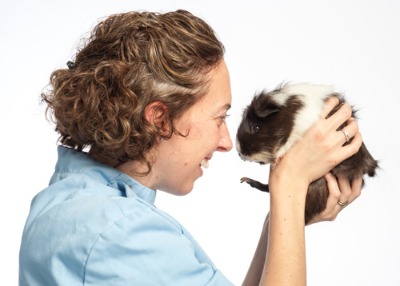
[[42, 9, 225, 173]]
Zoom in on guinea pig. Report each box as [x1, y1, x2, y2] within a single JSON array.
[[236, 82, 378, 224]]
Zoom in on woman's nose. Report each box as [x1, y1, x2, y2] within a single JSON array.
[[217, 125, 233, 152]]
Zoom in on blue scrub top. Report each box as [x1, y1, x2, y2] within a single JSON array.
[[19, 146, 234, 286]]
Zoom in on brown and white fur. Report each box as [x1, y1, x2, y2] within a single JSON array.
[[236, 83, 378, 224]]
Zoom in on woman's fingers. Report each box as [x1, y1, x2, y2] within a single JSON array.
[[337, 132, 363, 164], [307, 174, 363, 225], [326, 117, 362, 165], [321, 97, 353, 132], [321, 96, 340, 118], [338, 118, 358, 144], [337, 175, 363, 206], [307, 173, 340, 224], [325, 172, 342, 215], [335, 175, 353, 209], [327, 103, 353, 129], [318, 99, 358, 149]]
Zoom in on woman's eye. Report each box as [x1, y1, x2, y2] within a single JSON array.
[[217, 114, 230, 124], [220, 114, 230, 121], [250, 124, 260, 134]]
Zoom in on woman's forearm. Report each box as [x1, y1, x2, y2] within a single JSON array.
[[242, 213, 270, 286], [260, 175, 308, 286], [243, 180, 308, 286]]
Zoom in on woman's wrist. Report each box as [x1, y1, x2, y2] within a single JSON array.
[[269, 157, 310, 199], [268, 158, 310, 227]]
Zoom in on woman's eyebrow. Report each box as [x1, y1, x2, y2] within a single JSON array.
[[219, 103, 231, 112], [211, 104, 231, 117]]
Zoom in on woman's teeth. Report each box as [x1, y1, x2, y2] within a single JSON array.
[[200, 159, 209, 169]]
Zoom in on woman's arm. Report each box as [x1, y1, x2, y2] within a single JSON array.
[[242, 174, 363, 286], [242, 213, 270, 286], [261, 169, 308, 286]]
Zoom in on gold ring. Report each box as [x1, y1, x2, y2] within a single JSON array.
[[341, 129, 350, 143], [337, 200, 349, 207]]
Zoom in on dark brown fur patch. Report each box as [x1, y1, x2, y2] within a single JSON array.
[[237, 92, 304, 163]]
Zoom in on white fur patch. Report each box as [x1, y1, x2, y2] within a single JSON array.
[[271, 91, 291, 106], [274, 83, 336, 158], [235, 138, 241, 154]]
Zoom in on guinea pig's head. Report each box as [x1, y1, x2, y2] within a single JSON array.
[[236, 89, 303, 164]]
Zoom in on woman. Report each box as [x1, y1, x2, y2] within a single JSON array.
[[19, 9, 362, 285]]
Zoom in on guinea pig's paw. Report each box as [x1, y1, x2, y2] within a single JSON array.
[[240, 177, 270, 192]]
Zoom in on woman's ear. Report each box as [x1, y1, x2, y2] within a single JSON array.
[[144, 101, 170, 134]]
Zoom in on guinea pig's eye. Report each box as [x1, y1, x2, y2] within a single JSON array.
[[250, 124, 260, 134]]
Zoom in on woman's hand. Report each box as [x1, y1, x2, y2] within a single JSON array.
[[272, 97, 363, 192], [307, 174, 363, 224]]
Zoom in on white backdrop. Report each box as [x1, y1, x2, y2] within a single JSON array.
[[1, 0, 399, 285]]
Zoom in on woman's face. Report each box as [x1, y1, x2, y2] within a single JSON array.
[[150, 60, 233, 195]]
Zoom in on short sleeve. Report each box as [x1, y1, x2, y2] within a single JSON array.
[[83, 206, 235, 286]]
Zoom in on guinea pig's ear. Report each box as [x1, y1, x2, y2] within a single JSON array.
[[255, 106, 280, 118], [253, 93, 281, 118], [251, 91, 281, 118]]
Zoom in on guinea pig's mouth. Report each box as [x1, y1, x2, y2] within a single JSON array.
[[239, 152, 271, 165], [238, 153, 267, 165], [251, 159, 267, 165]]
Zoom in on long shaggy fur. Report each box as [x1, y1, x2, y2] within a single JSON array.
[[236, 83, 378, 224]]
